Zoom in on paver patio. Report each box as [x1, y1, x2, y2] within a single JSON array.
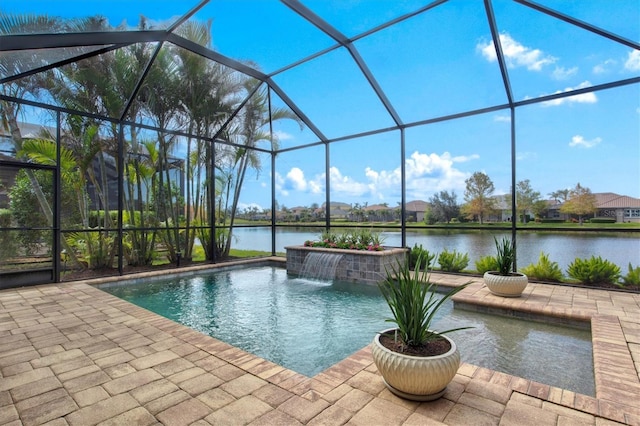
[[1, 258, 639, 425]]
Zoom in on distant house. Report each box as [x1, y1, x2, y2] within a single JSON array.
[[547, 193, 640, 223], [593, 193, 640, 223], [405, 200, 429, 222], [487, 196, 511, 222], [320, 202, 351, 220], [363, 203, 399, 222], [489, 192, 640, 223]]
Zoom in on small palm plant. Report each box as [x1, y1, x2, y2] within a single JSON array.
[[494, 237, 515, 276], [378, 253, 470, 351], [484, 237, 528, 297]]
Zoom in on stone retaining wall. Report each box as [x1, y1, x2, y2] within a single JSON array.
[[285, 245, 409, 285]]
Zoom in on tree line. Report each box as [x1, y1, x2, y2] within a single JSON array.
[[253, 172, 599, 225], [1, 12, 301, 268]]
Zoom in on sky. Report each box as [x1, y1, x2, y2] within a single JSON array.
[[3, 0, 640, 213]]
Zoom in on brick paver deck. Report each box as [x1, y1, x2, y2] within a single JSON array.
[[1, 258, 639, 425]]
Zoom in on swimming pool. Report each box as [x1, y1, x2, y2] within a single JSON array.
[[100, 266, 594, 396]]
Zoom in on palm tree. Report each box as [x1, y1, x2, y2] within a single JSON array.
[[216, 82, 302, 258], [172, 20, 242, 260]]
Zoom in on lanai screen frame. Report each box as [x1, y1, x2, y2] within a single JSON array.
[[0, 0, 639, 283]]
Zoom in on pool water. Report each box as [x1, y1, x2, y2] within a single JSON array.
[[100, 266, 594, 396]]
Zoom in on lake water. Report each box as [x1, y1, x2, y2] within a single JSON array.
[[231, 227, 640, 272]]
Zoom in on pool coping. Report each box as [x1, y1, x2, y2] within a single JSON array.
[[1, 258, 639, 425]]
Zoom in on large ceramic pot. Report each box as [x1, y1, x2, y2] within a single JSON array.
[[371, 328, 460, 401], [483, 271, 528, 297]]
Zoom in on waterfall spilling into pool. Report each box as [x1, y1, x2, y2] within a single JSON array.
[[300, 252, 344, 280], [286, 245, 408, 284]]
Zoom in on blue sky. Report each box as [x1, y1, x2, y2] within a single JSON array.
[[3, 0, 640, 212]]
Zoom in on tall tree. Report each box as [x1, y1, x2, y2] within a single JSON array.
[[428, 190, 459, 223], [549, 189, 570, 202], [462, 172, 495, 224], [560, 183, 597, 225], [515, 179, 540, 223], [172, 19, 241, 260], [531, 199, 549, 220], [217, 82, 302, 258]]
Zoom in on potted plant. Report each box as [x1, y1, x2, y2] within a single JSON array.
[[483, 237, 528, 297], [371, 253, 471, 401]]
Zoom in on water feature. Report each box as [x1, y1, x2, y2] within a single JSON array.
[[300, 252, 343, 280], [236, 227, 640, 271], [100, 265, 595, 396]]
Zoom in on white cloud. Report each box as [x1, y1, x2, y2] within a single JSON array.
[[478, 33, 556, 71], [275, 167, 325, 197], [274, 151, 477, 202], [494, 114, 511, 122], [329, 167, 370, 197], [552, 66, 578, 80], [541, 81, 597, 106], [403, 151, 473, 198], [593, 59, 616, 74], [624, 50, 640, 71], [273, 129, 294, 141], [237, 201, 263, 212], [286, 167, 307, 191], [451, 154, 480, 163], [569, 135, 601, 148], [275, 172, 288, 196]]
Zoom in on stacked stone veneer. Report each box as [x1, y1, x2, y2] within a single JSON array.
[[285, 245, 409, 285]]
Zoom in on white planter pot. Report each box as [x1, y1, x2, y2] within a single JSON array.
[[371, 328, 460, 401], [483, 271, 528, 297]]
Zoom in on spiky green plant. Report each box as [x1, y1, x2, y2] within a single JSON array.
[[567, 256, 620, 285], [410, 243, 435, 271], [437, 249, 469, 272], [494, 237, 514, 275], [521, 252, 563, 282], [378, 253, 471, 349], [619, 263, 640, 288]]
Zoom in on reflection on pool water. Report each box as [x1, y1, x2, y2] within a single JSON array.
[[100, 266, 594, 396]]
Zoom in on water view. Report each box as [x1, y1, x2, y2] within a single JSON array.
[[101, 266, 594, 396], [232, 227, 640, 271]]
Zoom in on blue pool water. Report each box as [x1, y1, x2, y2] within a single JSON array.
[[100, 266, 594, 395]]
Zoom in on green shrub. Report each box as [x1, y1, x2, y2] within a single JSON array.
[[475, 255, 498, 274], [320, 230, 336, 243], [567, 256, 621, 285], [540, 219, 566, 223], [306, 229, 384, 251], [437, 249, 469, 272], [335, 231, 350, 245], [9, 170, 49, 254], [619, 263, 640, 288], [0, 229, 18, 260], [410, 243, 435, 271], [88, 210, 119, 227], [521, 252, 563, 282], [589, 218, 616, 223], [0, 208, 12, 227]]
